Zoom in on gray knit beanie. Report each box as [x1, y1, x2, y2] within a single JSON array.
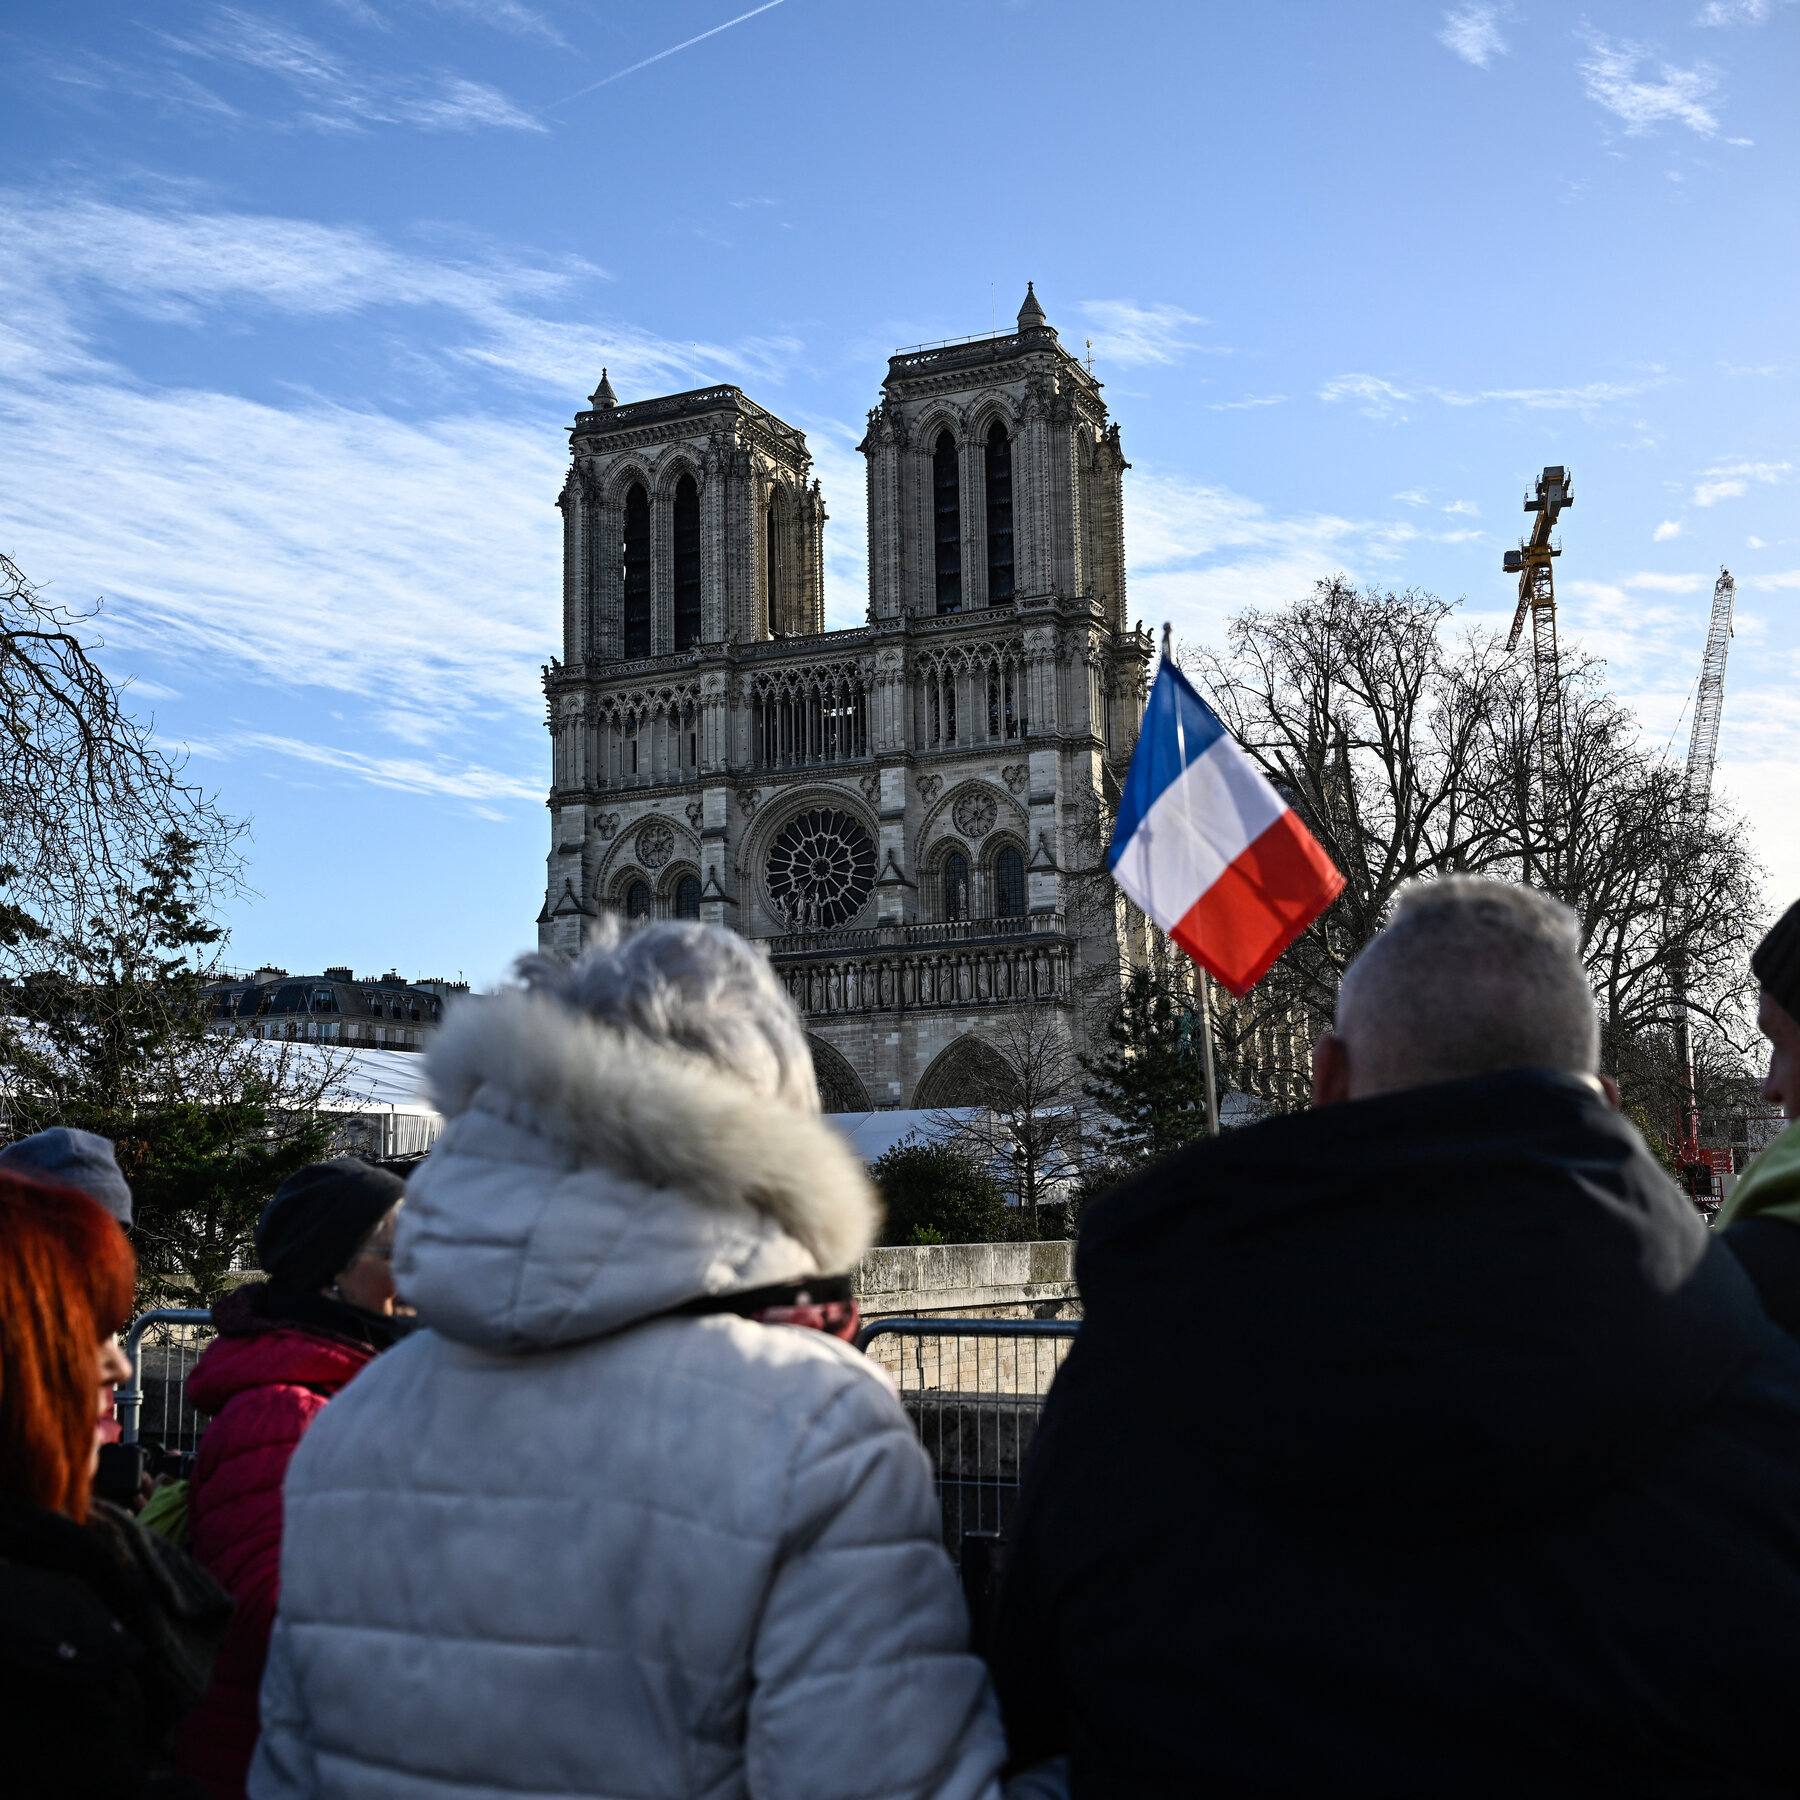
[[1752, 898, 1800, 1026], [0, 1127, 133, 1225]]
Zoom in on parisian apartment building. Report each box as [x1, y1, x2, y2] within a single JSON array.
[[207, 968, 469, 1052]]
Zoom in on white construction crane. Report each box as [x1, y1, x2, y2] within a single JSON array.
[[1673, 566, 1736, 1188], [1683, 567, 1737, 824]]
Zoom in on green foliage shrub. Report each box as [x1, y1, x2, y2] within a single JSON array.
[[872, 1140, 1014, 1246]]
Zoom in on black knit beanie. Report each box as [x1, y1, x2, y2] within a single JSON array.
[[256, 1157, 405, 1293], [1752, 898, 1800, 1026]]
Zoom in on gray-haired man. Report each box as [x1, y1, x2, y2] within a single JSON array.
[[994, 876, 1800, 1799]]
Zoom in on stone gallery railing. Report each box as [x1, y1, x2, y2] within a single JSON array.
[[767, 916, 1072, 1016], [763, 914, 1058, 957]]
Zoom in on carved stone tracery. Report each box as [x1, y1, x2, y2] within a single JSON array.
[[951, 786, 998, 839]]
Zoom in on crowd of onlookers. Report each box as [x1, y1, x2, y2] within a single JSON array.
[[4, 881, 1800, 1799]]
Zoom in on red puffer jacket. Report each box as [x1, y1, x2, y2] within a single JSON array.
[[174, 1285, 387, 1800]]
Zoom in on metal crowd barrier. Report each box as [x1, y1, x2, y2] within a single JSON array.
[[116, 1308, 215, 1449], [114, 1308, 1083, 1535], [856, 1317, 1079, 1565]]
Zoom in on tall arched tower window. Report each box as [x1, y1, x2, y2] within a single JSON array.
[[673, 475, 702, 650], [766, 497, 785, 635], [625, 880, 651, 919], [943, 850, 970, 921], [995, 845, 1026, 918], [985, 421, 1014, 606], [674, 874, 701, 919], [933, 431, 962, 613], [622, 482, 652, 658]]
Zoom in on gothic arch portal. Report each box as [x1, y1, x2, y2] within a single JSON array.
[[809, 1035, 870, 1114], [913, 1034, 1017, 1109]]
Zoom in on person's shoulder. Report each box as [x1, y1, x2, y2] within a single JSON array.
[[670, 1312, 890, 1391], [633, 1313, 908, 1443], [0, 1547, 134, 1685], [1719, 1319, 1800, 1430], [1719, 1124, 1800, 1229]]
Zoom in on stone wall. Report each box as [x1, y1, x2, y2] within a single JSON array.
[[853, 1239, 1078, 1320]]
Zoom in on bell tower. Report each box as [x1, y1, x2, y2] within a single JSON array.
[[557, 374, 825, 663], [859, 284, 1129, 627]]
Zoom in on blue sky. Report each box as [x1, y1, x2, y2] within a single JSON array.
[[2, 0, 1794, 988]]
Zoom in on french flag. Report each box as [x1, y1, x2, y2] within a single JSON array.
[[1109, 656, 1344, 996]]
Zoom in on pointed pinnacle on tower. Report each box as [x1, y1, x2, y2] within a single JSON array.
[[1017, 282, 1047, 331], [589, 368, 617, 410]]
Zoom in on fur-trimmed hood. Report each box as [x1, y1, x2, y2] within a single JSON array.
[[394, 987, 878, 1351]]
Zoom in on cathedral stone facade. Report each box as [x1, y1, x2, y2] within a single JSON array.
[[539, 288, 1152, 1110]]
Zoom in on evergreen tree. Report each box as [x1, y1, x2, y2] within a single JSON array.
[[3, 830, 344, 1305], [1080, 962, 1213, 1184]]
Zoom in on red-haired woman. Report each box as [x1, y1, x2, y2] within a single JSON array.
[[0, 1170, 233, 1799]]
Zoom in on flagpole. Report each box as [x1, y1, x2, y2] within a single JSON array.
[[1163, 623, 1220, 1139]]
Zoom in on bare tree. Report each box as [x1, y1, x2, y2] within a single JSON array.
[[1181, 577, 1764, 1133], [929, 1007, 1088, 1237], [0, 556, 351, 1302], [0, 552, 241, 955]]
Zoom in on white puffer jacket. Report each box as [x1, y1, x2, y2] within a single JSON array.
[[249, 987, 1006, 1800]]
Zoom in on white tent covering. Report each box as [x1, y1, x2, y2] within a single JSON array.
[[824, 1108, 975, 1165], [279, 1044, 973, 1168], [260, 1041, 443, 1160]]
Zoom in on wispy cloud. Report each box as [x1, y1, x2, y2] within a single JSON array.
[[1623, 570, 1709, 593], [1443, 499, 1480, 516], [162, 5, 542, 133], [0, 192, 807, 401], [1319, 370, 1657, 421], [1123, 466, 1439, 649], [428, 0, 566, 45], [1654, 519, 1685, 540], [0, 190, 831, 810], [40, 48, 244, 123], [1206, 393, 1287, 411], [1692, 460, 1791, 505], [209, 733, 543, 802], [1746, 570, 1800, 589], [1436, 379, 1655, 408], [1439, 5, 1508, 67], [543, 1, 786, 110], [1077, 301, 1214, 368], [1695, 0, 1789, 24], [1319, 374, 1412, 420], [1578, 33, 1721, 136]]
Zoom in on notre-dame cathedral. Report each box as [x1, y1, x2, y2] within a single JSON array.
[[538, 286, 1152, 1110]]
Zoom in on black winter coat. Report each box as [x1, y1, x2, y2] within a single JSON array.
[[0, 1492, 233, 1799], [992, 1070, 1800, 1799]]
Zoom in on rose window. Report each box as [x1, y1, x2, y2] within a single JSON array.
[[765, 808, 876, 930]]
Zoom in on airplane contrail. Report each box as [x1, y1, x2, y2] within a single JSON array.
[[543, 1, 787, 113]]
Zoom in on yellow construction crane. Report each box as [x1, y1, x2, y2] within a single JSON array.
[[1503, 466, 1573, 817]]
